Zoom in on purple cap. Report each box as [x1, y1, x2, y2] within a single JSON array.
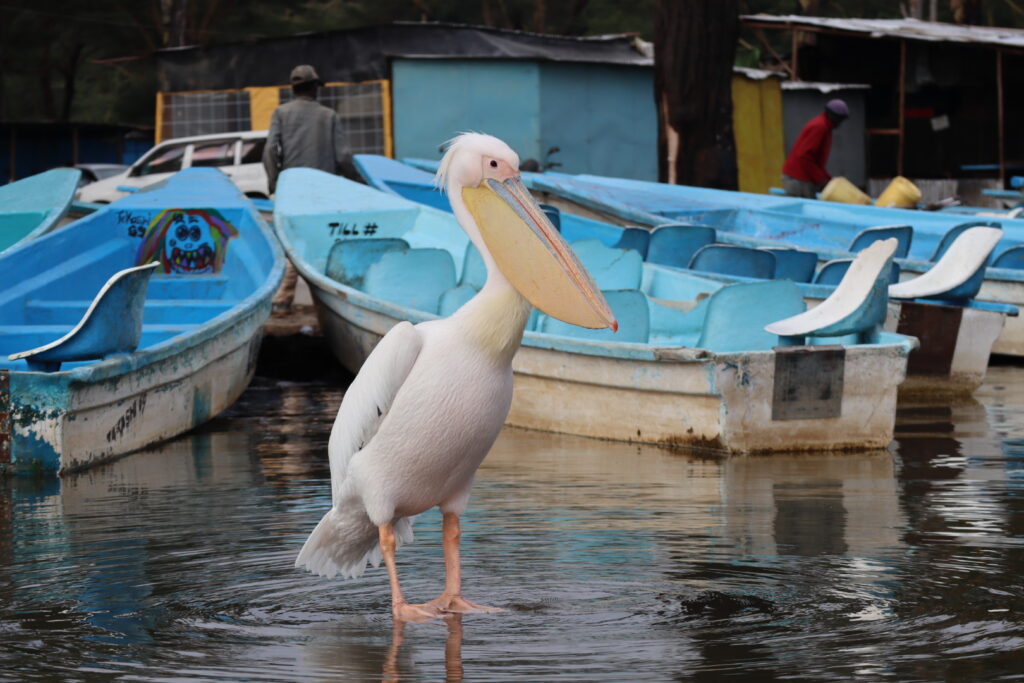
[[825, 99, 849, 118]]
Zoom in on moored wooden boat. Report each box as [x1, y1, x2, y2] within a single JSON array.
[[275, 168, 916, 454], [0, 169, 81, 257], [0, 168, 285, 475]]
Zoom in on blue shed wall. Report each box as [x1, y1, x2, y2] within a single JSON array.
[[538, 63, 657, 181], [392, 59, 541, 162]]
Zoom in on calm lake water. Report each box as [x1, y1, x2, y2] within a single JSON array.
[[2, 366, 1023, 681]]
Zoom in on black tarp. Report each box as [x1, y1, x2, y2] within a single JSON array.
[[157, 22, 651, 92]]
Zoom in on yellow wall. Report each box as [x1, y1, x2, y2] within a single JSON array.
[[732, 75, 785, 195]]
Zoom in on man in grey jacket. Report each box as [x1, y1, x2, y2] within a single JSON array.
[[262, 64, 359, 195]]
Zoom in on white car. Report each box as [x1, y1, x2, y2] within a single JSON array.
[[77, 131, 269, 203]]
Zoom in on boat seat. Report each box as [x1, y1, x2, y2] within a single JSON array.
[[461, 242, 488, 289], [761, 247, 819, 283], [613, 227, 651, 259], [646, 224, 716, 269], [688, 244, 776, 280], [848, 225, 912, 258], [540, 289, 649, 343], [765, 238, 898, 345], [539, 203, 561, 231], [147, 275, 229, 298], [570, 238, 643, 290], [930, 220, 1001, 261], [815, 259, 901, 286], [325, 238, 410, 289], [647, 297, 710, 346], [889, 226, 1003, 303], [438, 283, 478, 316], [992, 245, 1024, 270], [697, 280, 805, 352], [23, 298, 236, 325], [7, 263, 160, 372], [363, 248, 457, 314]]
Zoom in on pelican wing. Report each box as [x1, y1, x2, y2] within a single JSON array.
[[327, 321, 423, 503]]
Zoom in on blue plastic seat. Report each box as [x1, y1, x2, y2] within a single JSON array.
[[815, 259, 901, 287], [325, 238, 410, 289], [364, 248, 457, 314], [768, 238, 899, 345], [992, 245, 1024, 270], [540, 289, 649, 343], [613, 227, 651, 259], [688, 244, 776, 280], [848, 225, 912, 258], [646, 224, 716, 269], [539, 203, 561, 231], [889, 226, 1003, 303], [8, 263, 160, 372], [438, 283, 478, 316], [930, 221, 1001, 262], [696, 280, 805, 352], [461, 242, 488, 288], [761, 247, 819, 282], [570, 238, 643, 290]]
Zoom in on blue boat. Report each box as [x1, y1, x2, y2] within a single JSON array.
[[357, 155, 1015, 395], [0, 169, 81, 257], [516, 171, 1024, 355], [0, 168, 285, 475], [275, 167, 915, 454]]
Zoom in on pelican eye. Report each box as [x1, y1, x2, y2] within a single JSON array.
[[489, 160, 497, 168]]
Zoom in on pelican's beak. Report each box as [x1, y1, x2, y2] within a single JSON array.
[[463, 176, 617, 330]]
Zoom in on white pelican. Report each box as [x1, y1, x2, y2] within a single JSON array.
[[295, 133, 616, 621]]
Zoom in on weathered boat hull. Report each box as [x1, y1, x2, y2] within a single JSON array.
[[2, 305, 266, 473], [299, 268, 910, 454], [0, 169, 285, 475]]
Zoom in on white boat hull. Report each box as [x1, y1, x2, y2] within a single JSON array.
[[306, 278, 910, 454]]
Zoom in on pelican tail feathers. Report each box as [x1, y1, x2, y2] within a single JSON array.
[[294, 506, 414, 580]]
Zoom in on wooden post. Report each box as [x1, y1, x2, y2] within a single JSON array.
[[997, 50, 1005, 185], [898, 40, 907, 177], [791, 29, 800, 81]]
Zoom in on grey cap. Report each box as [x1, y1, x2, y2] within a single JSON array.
[[290, 65, 323, 86]]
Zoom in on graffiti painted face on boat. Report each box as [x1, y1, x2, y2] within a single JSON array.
[[136, 208, 239, 274]]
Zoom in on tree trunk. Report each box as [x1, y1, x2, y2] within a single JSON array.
[[654, 0, 739, 189], [59, 43, 85, 122], [39, 39, 56, 120]]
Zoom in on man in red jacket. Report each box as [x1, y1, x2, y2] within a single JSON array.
[[782, 99, 849, 198]]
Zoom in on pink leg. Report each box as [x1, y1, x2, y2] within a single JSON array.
[[379, 523, 444, 622], [425, 513, 502, 614]]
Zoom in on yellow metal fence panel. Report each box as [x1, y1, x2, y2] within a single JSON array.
[[155, 80, 390, 156]]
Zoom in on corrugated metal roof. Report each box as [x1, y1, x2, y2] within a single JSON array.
[[741, 14, 1024, 49]]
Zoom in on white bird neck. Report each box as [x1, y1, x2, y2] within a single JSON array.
[[448, 180, 533, 364]]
